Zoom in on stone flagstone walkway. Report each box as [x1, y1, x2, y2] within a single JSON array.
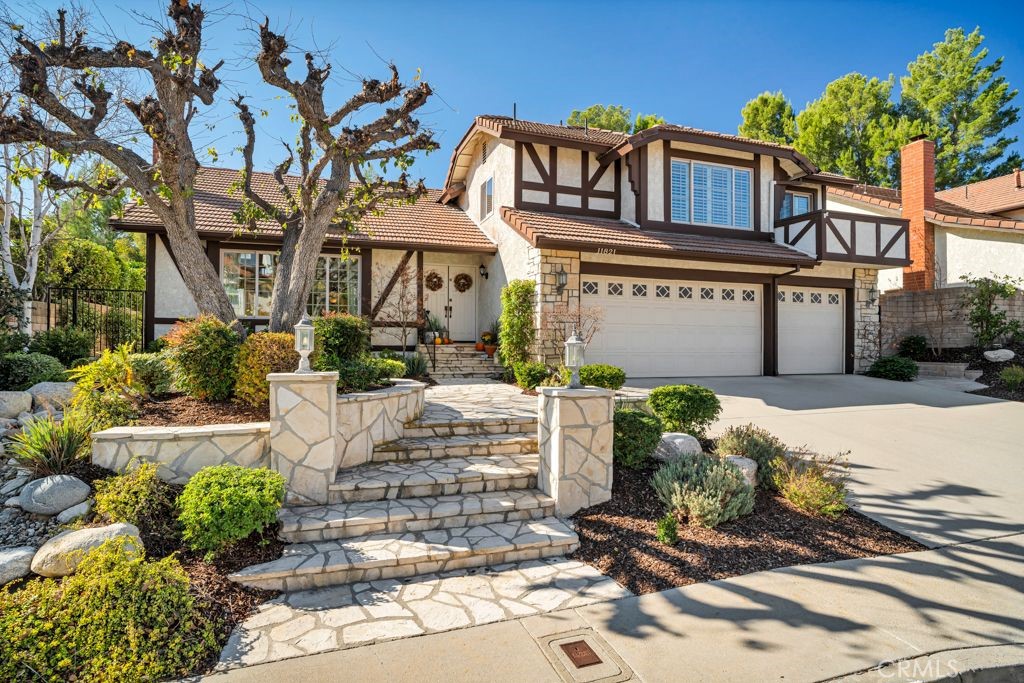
[[418, 380, 536, 424], [218, 557, 629, 669]]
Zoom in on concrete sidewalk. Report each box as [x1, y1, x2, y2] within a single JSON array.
[[207, 533, 1024, 682]]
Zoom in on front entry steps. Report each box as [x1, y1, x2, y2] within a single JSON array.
[[420, 343, 504, 380], [229, 517, 578, 592], [371, 432, 537, 462]]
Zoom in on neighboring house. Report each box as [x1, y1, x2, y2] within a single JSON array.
[[828, 139, 1024, 292], [113, 114, 913, 378]]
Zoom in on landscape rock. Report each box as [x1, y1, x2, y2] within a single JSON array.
[[4, 496, 21, 508], [0, 391, 32, 419], [18, 411, 36, 425], [0, 474, 31, 496], [723, 454, 759, 488], [27, 382, 75, 412], [30, 523, 141, 577], [653, 433, 703, 462], [19, 474, 90, 516], [0, 546, 35, 585], [55, 499, 92, 524], [983, 349, 1015, 362]]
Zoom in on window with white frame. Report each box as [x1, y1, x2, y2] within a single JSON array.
[[222, 249, 359, 318], [479, 177, 494, 220], [670, 159, 753, 229], [779, 190, 813, 219]]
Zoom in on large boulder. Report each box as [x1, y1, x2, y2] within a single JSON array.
[[0, 546, 35, 585], [723, 455, 759, 488], [27, 382, 75, 413], [983, 349, 1015, 363], [19, 474, 90, 516], [0, 391, 32, 419], [653, 433, 703, 462], [30, 523, 141, 577]]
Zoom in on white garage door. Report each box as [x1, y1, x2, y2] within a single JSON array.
[[581, 276, 762, 377], [778, 285, 845, 374]]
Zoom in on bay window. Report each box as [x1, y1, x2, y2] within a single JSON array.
[[221, 249, 359, 318], [670, 159, 753, 229]]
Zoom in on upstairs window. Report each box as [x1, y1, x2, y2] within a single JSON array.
[[670, 159, 752, 229], [479, 177, 494, 220], [780, 190, 813, 219]]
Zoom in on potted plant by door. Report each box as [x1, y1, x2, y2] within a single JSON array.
[[481, 330, 497, 358], [426, 314, 444, 345], [475, 333, 487, 352]]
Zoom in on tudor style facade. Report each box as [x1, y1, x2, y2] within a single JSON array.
[[116, 114, 912, 378]]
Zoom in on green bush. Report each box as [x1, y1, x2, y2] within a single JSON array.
[[0, 538, 218, 682], [68, 344, 144, 430], [367, 356, 406, 381], [0, 330, 28, 354], [499, 280, 536, 366], [166, 316, 240, 401], [716, 424, 786, 488], [335, 358, 379, 393], [647, 384, 722, 438], [28, 327, 94, 366], [9, 412, 92, 476], [514, 361, 550, 389], [0, 352, 66, 390], [613, 409, 663, 469], [95, 461, 178, 537], [651, 452, 755, 528], [655, 513, 678, 545], [999, 365, 1024, 391], [896, 335, 928, 360], [404, 352, 428, 378], [580, 363, 627, 390], [312, 313, 370, 368], [770, 451, 849, 518], [129, 351, 175, 396], [866, 356, 918, 381], [42, 237, 123, 290], [960, 274, 1023, 347], [178, 465, 285, 559], [234, 332, 299, 407]]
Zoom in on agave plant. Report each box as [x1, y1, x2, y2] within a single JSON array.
[[9, 412, 94, 477]]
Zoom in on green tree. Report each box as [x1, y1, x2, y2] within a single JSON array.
[[738, 91, 796, 144], [567, 105, 665, 134], [633, 112, 665, 132], [900, 27, 1021, 188], [42, 238, 122, 290]]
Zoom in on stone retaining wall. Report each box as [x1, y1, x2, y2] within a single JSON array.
[[336, 379, 426, 469], [91, 423, 270, 484], [880, 286, 1024, 351]]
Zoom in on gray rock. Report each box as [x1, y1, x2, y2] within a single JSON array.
[[983, 349, 1015, 362], [723, 454, 759, 488], [653, 433, 703, 462], [27, 382, 75, 412], [30, 523, 141, 577], [55, 499, 92, 524], [17, 411, 35, 425], [0, 546, 35, 585], [19, 475, 90, 516], [0, 417, 17, 429], [0, 391, 31, 419], [0, 474, 30, 496], [4, 496, 21, 508]]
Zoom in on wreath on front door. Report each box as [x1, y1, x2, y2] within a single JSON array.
[[453, 273, 473, 293], [425, 271, 444, 292]]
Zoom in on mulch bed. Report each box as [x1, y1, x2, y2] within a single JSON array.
[[136, 394, 269, 426], [570, 464, 925, 595], [965, 341, 1024, 402]]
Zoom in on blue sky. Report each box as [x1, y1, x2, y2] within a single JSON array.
[[26, 0, 1024, 186]]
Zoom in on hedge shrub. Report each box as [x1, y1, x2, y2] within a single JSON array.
[[613, 409, 662, 469], [499, 280, 536, 366], [1000, 365, 1024, 391], [770, 451, 849, 518], [865, 355, 918, 382], [0, 352, 66, 390], [716, 423, 786, 488], [312, 313, 370, 368], [234, 332, 299, 407], [651, 452, 755, 528], [28, 327, 94, 366], [9, 412, 92, 476], [647, 384, 722, 438], [129, 351, 175, 397], [178, 465, 285, 560], [68, 345, 143, 430], [0, 330, 28, 354], [95, 461, 178, 538], [580, 363, 626, 390], [0, 538, 218, 682], [655, 513, 678, 545], [165, 316, 240, 400], [896, 335, 928, 360], [514, 361, 550, 390]]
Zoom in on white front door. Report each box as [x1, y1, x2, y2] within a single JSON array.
[[777, 285, 845, 374], [424, 265, 477, 342]]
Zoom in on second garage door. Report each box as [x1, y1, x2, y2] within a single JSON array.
[[777, 285, 845, 374], [581, 276, 762, 377]]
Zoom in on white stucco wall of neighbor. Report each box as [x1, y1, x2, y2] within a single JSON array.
[[153, 238, 200, 337], [938, 226, 1024, 286]]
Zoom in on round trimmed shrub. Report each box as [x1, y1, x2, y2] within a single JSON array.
[[178, 465, 285, 560], [366, 356, 407, 382], [613, 409, 662, 469], [312, 313, 370, 369], [0, 351, 66, 390], [716, 423, 786, 488], [579, 363, 626, 390], [165, 316, 241, 400], [129, 351, 175, 396], [514, 361, 550, 390], [646, 384, 722, 438], [865, 356, 918, 382], [68, 345, 143, 430], [95, 461, 178, 538], [28, 327, 94, 366], [651, 452, 754, 528], [234, 332, 299, 407], [896, 335, 928, 360]]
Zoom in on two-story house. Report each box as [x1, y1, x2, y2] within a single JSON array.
[[115, 114, 911, 378]]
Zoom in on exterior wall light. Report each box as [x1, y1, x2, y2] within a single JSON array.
[[479, 264, 489, 280], [564, 327, 585, 389], [555, 265, 568, 294], [294, 315, 314, 373]]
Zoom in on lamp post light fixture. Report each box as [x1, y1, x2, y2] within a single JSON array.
[[294, 315, 314, 373], [564, 327, 585, 389], [555, 265, 568, 294]]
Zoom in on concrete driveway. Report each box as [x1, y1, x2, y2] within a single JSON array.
[[624, 375, 1024, 548]]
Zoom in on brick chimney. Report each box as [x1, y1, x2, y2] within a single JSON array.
[[900, 137, 936, 290]]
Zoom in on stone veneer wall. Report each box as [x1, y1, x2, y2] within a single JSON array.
[[269, 372, 339, 506], [881, 285, 1024, 351], [531, 248, 581, 366], [91, 423, 270, 484], [853, 267, 882, 373], [537, 386, 614, 516], [336, 379, 426, 470]]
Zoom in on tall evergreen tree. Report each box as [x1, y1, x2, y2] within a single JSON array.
[[567, 105, 665, 133], [738, 91, 796, 144]]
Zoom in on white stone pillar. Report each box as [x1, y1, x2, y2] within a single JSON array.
[[268, 372, 338, 505], [537, 386, 614, 517]]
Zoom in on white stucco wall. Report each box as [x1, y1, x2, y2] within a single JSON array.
[[646, 142, 664, 222], [939, 226, 1024, 285], [824, 195, 904, 292], [154, 238, 199, 321]]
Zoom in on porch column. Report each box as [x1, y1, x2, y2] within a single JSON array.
[[268, 371, 338, 505]]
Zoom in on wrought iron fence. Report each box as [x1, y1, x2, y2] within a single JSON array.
[[43, 287, 145, 355]]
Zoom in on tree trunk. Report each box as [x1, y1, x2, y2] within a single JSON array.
[[162, 213, 239, 327]]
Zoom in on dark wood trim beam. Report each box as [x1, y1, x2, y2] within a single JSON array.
[[580, 261, 775, 284], [763, 280, 777, 376], [416, 251, 425, 333], [205, 240, 221, 270], [144, 233, 156, 347], [777, 275, 855, 288], [360, 249, 373, 316], [845, 287, 855, 374], [370, 250, 415, 321]]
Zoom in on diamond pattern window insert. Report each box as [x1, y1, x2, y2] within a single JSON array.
[[810, 292, 822, 304], [656, 285, 670, 299], [582, 281, 598, 295], [632, 283, 648, 297], [701, 287, 715, 301], [743, 289, 756, 302], [792, 291, 804, 303], [679, 286, 693, 299], [778, 290, 786, 302], [828, 293, 840, 305], [608, 282, 623, 296], [722, 288, 735, 301]]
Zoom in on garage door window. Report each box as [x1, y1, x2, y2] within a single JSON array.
[[722, 288, 735, 301], [828, 293, 840, 305], [656, 285, 670, 298], [778, 291, 786, 302], [608, 282, 623, 296], [679, 286, 693, 299], [582, 281, 598, 295], [632, 283, 647, 297], [743, 289, 756, 302], [700, 287, 714, 300], [792, 291, 804, 303], [810, 292, 822, 304]]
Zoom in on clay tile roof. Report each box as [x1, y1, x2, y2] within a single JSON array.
[[113, 167, 496, 252], [828, 183, 1024, 231], [501, 207, 816, 266], [647, 123, 799, 153], [936, 171, 1024, 214], [475, 115, 628, 147]]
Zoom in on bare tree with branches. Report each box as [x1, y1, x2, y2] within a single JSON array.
[[232, 18, 437, 332], [371, 260, 419, 354], [542, 302, 605, 345]]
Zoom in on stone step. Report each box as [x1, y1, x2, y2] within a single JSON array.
[[371, 432, 537, 462], [329, 453, 538, 503], [278, 489, 555, 542], [229, 517, 579, 591], [403, 415, 537, 439]]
